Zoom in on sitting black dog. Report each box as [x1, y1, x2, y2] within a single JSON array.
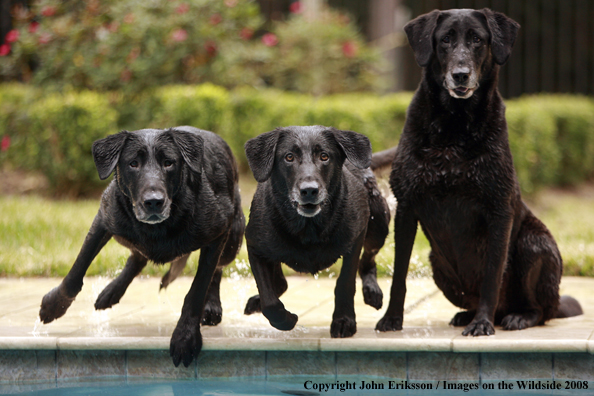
[[243, 126, 390, 337], [39, 126, 245, 367], [376, 9, 582, 336]]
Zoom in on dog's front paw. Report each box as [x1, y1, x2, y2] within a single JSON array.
[[331, 316, 357, 338], [262, 303, 298, 331], [362, 279, 383, 310], [201, 300, 222, 326], [94, 282, 125, 310], [39, 286, 75, 324], [244, 295, 262, 315], [375, 314, 403, 332], [449, 311, 475, 327], [170, 315, 202, 367], [462, 318, 495, 336]]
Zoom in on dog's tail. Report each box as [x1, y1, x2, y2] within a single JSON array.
[[555, 295, 583, 318], [371, 146, 398, 171]]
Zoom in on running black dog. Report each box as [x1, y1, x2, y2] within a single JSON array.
[[375, 9, 582, 336], [39, 126, 245, 367], [243, 126, 390, 337]]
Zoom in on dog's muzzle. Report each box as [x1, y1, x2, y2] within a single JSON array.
[[292, 181, 326, 218], [445, 68, 478, 99], [134, 190, 171, 224]]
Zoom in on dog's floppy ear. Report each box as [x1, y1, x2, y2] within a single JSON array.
[[169, 129, 204, 174], [327, 128, 372, 170], [404, 9, 440, 67], [92, 131, 131, 180], [480, 8, 520, 65], [244, 129, 281, 183]]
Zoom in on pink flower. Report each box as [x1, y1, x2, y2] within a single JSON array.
[[209, 14, 222, 25], [171, 29, 188, 42], [176, 3, 190, 14], [224, 0, 237, 7], [289, 1, 301, 14], [261, 33, 278, 47], [41, 6, 56, 17], [4, 30, 19, 43], [342, 41, 358, 58], [38, 32, 52, 44], [204, 41, 217, 56], [0, 44, 11, 56], [1, 136, 10, 152], [239, 27, 253, 40], [28, 21, 40, 33]]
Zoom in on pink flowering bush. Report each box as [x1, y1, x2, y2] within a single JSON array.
[[0, 0, 263, 91], [259, 7, 381, 95], [1, 0, 380, 94]]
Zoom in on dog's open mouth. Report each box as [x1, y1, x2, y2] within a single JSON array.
[[448, 86, 476, 99], [141, 214, 167, 224], [296, 203, 322, 218]]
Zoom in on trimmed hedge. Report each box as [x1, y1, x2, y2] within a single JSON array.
[[1, 83, 594, 196]]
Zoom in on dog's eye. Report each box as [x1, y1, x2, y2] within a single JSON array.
[[129, 160, 139, 168], [163, 160, 174, 168], [320, 153, 329, 162], [473, 35, 481, 44], [285, 153, 294, 162], [442, 35, 450, 44]]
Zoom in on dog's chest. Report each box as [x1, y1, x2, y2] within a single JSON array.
[[279, 244, 344, 274], [392, 144, 497, 199], [113, 226, 216, 264]]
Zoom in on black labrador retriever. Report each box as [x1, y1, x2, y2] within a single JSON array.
[[376, 9, 582, 336], [243, 126, 390, 337], [38, 126, 245, 367]]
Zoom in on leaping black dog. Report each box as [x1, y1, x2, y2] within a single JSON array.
[[39, 126, 245, 367]]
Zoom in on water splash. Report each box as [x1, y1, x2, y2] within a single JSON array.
[[31, 318, 44, 337]]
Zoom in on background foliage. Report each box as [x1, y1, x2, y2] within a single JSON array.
[[0, 0, 380, 95], [2, 83, 594, 196]]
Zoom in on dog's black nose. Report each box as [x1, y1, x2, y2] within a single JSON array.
[[452, 70, 470, 85], [299, 181, 319, 203], [144, 198, 164, 211], [143, 192, 165, 213]]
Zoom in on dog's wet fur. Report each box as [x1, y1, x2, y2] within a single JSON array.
[[39, 126, 245, 367], [243, 126, 390, 337], [376, 8, 582, 336]]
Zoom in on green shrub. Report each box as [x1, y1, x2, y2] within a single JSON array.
[[506, 101, 561, 194], [0, 84, 40, 169], [25, 90, 118, 196], [2, 84, 594, 196], [152, 84, 231, 134], [506, 95, 594, 193]]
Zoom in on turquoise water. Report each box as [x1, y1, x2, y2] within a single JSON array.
[[5, 379, 592, 396]]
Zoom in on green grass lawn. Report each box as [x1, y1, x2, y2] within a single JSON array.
[[1, 180, 593, 278]]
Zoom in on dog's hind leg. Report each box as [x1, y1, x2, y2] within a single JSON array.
[[160, 254, 190, 290], [95, 249, 148, 310], [359, 178, 390, 310], [501, 213, 567, 330], [244, 261, 287, 315], [203, 207, 246, 325], [202, 266, 223, 325]]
